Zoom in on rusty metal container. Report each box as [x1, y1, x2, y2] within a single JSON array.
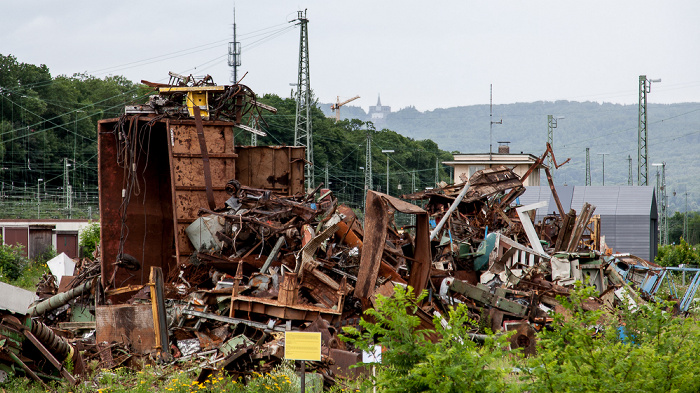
[[98, 115, 304, 290]]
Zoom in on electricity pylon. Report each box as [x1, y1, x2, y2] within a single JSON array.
[[293, 10, 313, 191]]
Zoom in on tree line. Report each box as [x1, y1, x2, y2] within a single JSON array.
[[0, 54, 451, 218]]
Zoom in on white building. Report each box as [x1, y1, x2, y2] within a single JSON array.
[[443, 143, 544, 186]]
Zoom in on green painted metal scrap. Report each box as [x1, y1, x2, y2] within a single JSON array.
[[448, 278, 529, 316]]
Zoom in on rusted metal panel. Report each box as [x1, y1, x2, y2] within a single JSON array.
[[354, 191, 389, 300], [328, 349, 364, 378], [98, 118, 177, 290], [235, 146, 305, 196], [169, 119, 236, 265], [96, 304, 156, 354], [407, 213, 431, 295], [230, 295, 342, 323]]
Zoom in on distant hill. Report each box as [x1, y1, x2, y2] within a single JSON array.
[[323, 100, 700, 214], [319, 102, 367, 122]]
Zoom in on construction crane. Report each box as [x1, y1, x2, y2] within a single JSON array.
[[330, 95, 360, 122]]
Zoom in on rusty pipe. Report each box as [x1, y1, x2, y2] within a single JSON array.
[[28, 279, 93, 317]]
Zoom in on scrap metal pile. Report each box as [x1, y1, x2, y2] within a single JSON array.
[[1, 75, 698, 388]]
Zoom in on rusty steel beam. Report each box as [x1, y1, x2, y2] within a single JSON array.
[[354, 191, 389, 300]]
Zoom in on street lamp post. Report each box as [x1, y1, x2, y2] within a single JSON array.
[[37, 178, 43, 218], [381, 149, 394, 195]]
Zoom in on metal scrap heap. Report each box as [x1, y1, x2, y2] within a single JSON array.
[[0, 75, 697, 389]]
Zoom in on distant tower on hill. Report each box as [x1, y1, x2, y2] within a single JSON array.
[[368, 94, 391, 127]]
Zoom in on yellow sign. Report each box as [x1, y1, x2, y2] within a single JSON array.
[[284, 332, 322, 361]]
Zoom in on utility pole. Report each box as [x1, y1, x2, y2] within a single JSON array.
[[411, 170, 416, 227], [434, 158, 439, 186], [488, 84, 502, 160], [652, 162, 667, 245], [661, 163, 668, 245], [364, 131, 372, 194], [249, 114, 259, 146], [597, 153, 609, 186], [628, 155, 633, 185], [411, 170, 416, 195], [638, 75, 661, 186], [64, 158, 72, 218], [547, 115, 563, 173], [228, 8, 241, 84], [325, 162, 329, 189], [293, 10, 313, 191], [37, 178, 43, 219], [684, 191, 689, 241], [585, 148, 591, 186], [382, 150, 394, 196]]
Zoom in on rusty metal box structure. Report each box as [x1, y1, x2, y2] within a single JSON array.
[[97, 116, 304, 289]]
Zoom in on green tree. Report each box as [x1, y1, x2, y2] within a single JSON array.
[[655, 238, 700, 267]]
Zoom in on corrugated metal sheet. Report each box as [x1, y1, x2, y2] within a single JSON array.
[[601, 215, 617, 255], [614, 216, 652, 259], [615, 187, 656, 216], [574, 186, 619, 215], [519, 186, 550, 219], [519, 185, 657, 261]]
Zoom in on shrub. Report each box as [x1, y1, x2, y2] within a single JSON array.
[[79, 221, 100, 258], [0, 240, 29, 281], [522, 284, 700, 392], [655, 238, 700, 267], [342, 285, 511, 393]]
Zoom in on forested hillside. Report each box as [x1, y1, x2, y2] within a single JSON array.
[[0, 54, 150, 218], [242, 94, 452, 208], [321, 100, 700, 213], [0, 54, 451, 218]]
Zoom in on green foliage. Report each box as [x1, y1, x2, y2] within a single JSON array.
[[0, 239, 29, 281], [79, 221, 100, 258], [342, 285, 510, 393], [522, 284, 700, 392], [2, 362, 302, 393], [257, 94, 452, 209], [668, 211, 700, 246], [0, 54, 146, 219], [33, 246, 57, 265], [0, 237, 51, 290], [655, 238, 700, 267]]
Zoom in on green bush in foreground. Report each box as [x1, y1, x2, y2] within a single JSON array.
[[522, 284, 700, 393], [342, 285, 511, 393]]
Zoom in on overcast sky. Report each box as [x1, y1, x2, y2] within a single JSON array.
[[3, 1, 699, 112]]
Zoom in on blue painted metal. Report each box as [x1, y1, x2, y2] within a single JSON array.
[[613, 260, 700, 312]]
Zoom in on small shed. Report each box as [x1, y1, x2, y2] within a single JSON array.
[[519, 186, 658, 261]]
